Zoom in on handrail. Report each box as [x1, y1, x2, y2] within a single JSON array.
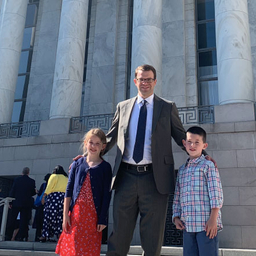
[[0, 197, 15, 241]]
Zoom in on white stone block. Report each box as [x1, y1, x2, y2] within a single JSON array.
[[39, 118, 70, 136], [219, 226, 242, 248], [215, 103, 255, 123], [237, 149, 256, 168]]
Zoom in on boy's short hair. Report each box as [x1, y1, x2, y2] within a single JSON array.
[[186, 126, 207, 143]]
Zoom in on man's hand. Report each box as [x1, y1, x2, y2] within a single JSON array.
[[73, 155, 83, 161], [205, 155, 217, 168], [69, 155, 83, 171], [97, 224, 106, 232], [174, 217, 185, 230]]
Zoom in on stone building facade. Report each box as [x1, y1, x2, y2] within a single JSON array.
[[0, 0, 256, 249]]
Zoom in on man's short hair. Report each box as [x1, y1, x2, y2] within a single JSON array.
[[135, 64, 156, 79], [22, 167, 30, 175], [186, 126, 207, 143]]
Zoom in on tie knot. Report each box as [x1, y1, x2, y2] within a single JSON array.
[[142, 100, 147, 106]]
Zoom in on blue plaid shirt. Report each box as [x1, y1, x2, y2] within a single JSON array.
[[172, 155, 223, 232]]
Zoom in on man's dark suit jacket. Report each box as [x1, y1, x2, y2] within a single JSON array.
[[106, 94, 186, 195], [10, 175, 36, 207]]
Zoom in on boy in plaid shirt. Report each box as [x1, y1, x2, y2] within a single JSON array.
[[172, 126, 223, 256]]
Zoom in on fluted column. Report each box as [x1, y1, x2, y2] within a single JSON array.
[[0, 0, 28, 123], [49, 0, 89, 119], [215, 0, 254, 104], [130, 0, 162, 97]]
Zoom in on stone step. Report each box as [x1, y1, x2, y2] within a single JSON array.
[[0, 242, 256, 256]]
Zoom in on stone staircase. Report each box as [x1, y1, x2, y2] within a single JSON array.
[[0, 242, 256, 256]]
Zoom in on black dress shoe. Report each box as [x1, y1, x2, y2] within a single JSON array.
[[15, 237, 24, 241], [39, 237, 46, 243]]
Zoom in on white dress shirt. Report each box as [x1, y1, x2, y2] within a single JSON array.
[[122, 94, 153, 165]]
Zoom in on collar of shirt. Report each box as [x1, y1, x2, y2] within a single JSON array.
[[136, 94, 154, 106], [185, 154, 205, 166]]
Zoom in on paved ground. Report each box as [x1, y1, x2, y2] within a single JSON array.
[[1, 242, 256, 256]]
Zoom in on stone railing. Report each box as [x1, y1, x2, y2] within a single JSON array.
[[0, 197, 15, 241], [0, 106, 214, 138], [178, 105, 214, 125], [69, 105, 215, 133], [0, 121, 40, 139], [70, 113, 114, 134]]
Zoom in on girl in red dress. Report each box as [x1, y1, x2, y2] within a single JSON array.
[[55, 128, 112, 256]]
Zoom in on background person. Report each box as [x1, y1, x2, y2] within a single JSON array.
[[33, 173, 51, 241], [39, 165, 68, 242], [6, 167, 36, 241]]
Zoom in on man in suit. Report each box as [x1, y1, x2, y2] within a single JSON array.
[[6, 167, 36, 241], [105, 64, 187, 256]]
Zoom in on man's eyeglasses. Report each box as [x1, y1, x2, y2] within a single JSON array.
[[136, 78, 155, 83]]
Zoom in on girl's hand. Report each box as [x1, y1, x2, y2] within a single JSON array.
[[63, 214, 71, 232], [174, 217, 185, 230], [97, 224, 106, 232]]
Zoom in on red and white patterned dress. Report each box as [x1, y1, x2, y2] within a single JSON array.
[[55, 172, 102, 256]]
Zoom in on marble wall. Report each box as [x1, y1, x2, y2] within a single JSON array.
[[4, 0, 256, 121], [49, 0, 89, 119], [130, 0, 163, 97], [113, 1, 132, 107], [86, 0, 118, 115], [184, 0, 198, 107], [248, 0, 256, 99], [0, 0, 28, 123], [24, 0, 62, 121], [215, 0, 254, 104], [82, 0, 97, 115], [162, 0, 186, 107]]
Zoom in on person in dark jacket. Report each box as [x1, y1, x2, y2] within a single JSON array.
[[6, 167, 36, 241]]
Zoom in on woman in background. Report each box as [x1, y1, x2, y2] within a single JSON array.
[[39, 165, 68, 242]]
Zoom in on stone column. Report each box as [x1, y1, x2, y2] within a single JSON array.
[[215, 0, 254, 104], [85, 0, 118, 115], [0, 0, 28, 123], [130, 0, 163, 97], [49, 0, 89, 119]]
